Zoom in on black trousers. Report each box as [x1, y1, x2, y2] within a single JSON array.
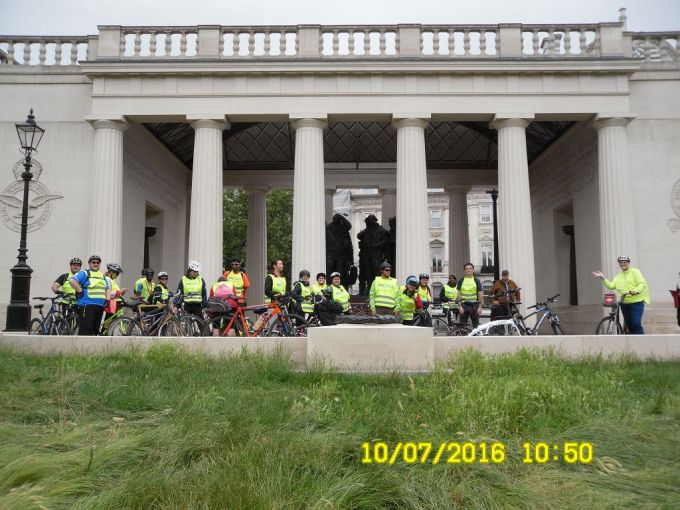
[[316, 301, 343, 326], [184, 303, 203, 318], [460, 302, 480, 328], [490, 303, 513, 321], [79, 305, 104, 335]]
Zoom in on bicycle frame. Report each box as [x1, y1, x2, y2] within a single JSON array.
[[213, 301, 286, 337]]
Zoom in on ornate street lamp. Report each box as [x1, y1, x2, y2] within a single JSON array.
[[5, 109, 45, 331]]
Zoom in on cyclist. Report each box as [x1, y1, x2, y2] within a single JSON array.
[[317, 272, 351, 325], [69, 255, 111, 335], [177, 260, 207, 318], [51, 257, 82, 303], [133, 268, 155, 303], [457, 262, 484, 328], [152, 271, 170, 304], [264, 259, 287, 303], [489, 269, 521, 320], [369, 261, 399, 315], [417, 272, 433, 305], [311, 272, 328, 295], [223, 258, 250, 305], [291, 269, 315, 318], [440, 274, 459, 325], [397, 275, 423, 325], [592, 256, 650, 334], [103, 263, 127, 322]]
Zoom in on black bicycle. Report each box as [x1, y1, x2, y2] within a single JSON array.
[[29, 293, 70, 335]]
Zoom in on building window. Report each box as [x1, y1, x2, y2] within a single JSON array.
[[430, 209, 442, 228], [481, 245, 493, 272], [480, 204, 492, 224], [431, 245, 444, 273]]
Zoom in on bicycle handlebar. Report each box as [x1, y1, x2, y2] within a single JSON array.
[[527, 293, 560, 310]]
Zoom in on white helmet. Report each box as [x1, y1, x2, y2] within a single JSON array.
[[188, 260, 201, 272]]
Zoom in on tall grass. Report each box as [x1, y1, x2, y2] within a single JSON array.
[[0, 345, 678, 509]]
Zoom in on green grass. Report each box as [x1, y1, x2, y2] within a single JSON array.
[[0, 345, 679, 509]]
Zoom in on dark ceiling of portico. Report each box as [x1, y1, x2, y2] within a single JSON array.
[[143, 120, 573, 171]]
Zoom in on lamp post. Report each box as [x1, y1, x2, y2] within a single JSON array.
[[5, 109, 45, 332]]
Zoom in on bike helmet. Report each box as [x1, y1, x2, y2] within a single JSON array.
[[88, 255, 101, 263], [143, 268, 154, 277], [316, 272, 326, 280], [299, 269, 311, 278], [106, 263, 123, 274], [158, 271, 169, 278], [405, 275, 418, 286], [69, 257, 82, 265], [330, 272, 341, 279], [419, 272, 430, 279], [617, 255, 631, 262], [379, 261, 392, 270], [188, 260, 201, 272]]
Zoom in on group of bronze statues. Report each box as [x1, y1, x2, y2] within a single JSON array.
[[325, 213, 396, 294]]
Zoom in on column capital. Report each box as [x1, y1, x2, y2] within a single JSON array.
[[243, 186, 270, 195], [392, 115, 430, 130], [591, 114, 635, 130], [290, 117, 327, 130], [85, 115, 128, 132], [378, 186, 396, 193], [444, 184, 470, 194], [188, 114, 229, 131], [490, 114, 534, 130]]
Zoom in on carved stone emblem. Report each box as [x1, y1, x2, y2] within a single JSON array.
[[0, 159, 63, 233], [670, 179, 680, 233]]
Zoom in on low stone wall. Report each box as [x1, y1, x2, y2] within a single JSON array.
[[2, 327, 680, 373]]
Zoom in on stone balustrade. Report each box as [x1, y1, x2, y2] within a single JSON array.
[[630, 32, 680, 63], [1, 24, 679, 66], [0, 36, 89, 65]]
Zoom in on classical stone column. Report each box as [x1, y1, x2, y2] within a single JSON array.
[[394, 117, 430, 281], [87, 118, 127, 264], [325, 187, 335, 223], [593, 116, 636, 279], [188, 116, 228, 285], [491, 115, 536, 311], [446, 185, 470, 277], [245, 187, 268, 305], [381, 187, 396, 225], [291, 117, 327, 279]]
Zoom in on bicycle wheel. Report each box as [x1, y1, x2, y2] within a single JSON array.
[[108, 317, 142, 336], [596, 316, 622, 335], [28, 318, 43, 335], [179, 314, 204, 336], [50, 317, 69, 335], [158, 317, 183, 336], [266, 314, 308, 337], [450, 324, 472, 336], [551, 320, 566, 335], [432, 318, 450, 336]]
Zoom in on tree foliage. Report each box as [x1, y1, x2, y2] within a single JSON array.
[[222, 189, 293, 282]]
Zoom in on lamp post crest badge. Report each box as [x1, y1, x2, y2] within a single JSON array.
[[0, 159, 62, 233]]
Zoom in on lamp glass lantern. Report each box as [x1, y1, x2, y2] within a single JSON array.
[[15, 108, 45, 155]]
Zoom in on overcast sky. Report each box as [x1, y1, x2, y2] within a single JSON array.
[[1, 0, 679, 35]]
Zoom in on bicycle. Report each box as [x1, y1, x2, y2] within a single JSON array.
[[107, 294, 182, 336], [595, 292, 630, 335], [29, 294, 68, 335], [468, 294, 565, 336], [411, 303, 453, 336], [99, 298, 143, 335], [202, 295, 308, 337]]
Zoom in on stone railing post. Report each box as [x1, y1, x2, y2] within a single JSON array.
[[599, 22, 625, 57], [97, 25, 122, 59], [297, 25, 321, 57], [498, 24, 522, 57], [87, 34, 99, 61], [198, 25, 221, 58], [398, 24, 421, 57]]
